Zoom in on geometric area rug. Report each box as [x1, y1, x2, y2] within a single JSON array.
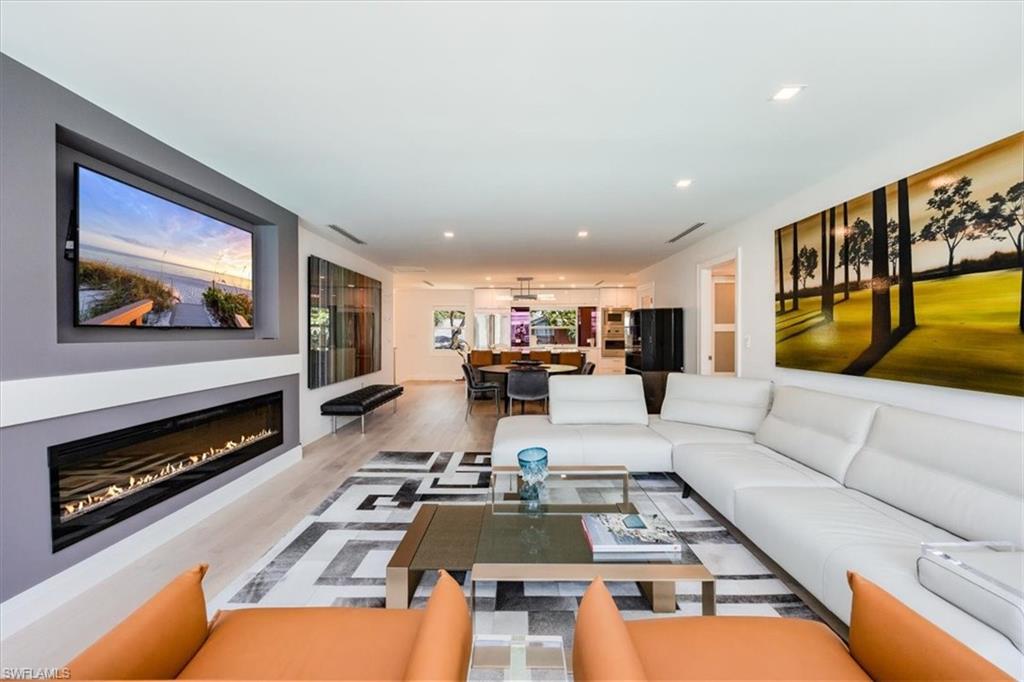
[[209, 451, 820, 653]]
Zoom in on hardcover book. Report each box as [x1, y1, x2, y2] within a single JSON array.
[[581, 514, 681, 554]]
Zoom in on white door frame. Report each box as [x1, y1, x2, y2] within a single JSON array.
[[636, 281, 655, 309], [696, 248, 742, 376]]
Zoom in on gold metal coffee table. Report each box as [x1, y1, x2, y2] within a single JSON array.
[[386, 465, 716, 614]]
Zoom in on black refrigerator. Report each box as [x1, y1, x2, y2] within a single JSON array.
[[625, 308, 684, 413]]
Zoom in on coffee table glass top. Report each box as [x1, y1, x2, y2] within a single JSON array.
[[476, 466, 699, 567]]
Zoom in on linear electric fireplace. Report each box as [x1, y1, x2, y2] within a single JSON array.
[[48, 391, 283, 551]]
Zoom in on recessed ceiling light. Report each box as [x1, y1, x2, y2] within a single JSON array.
[[539, 284, 546, 288], [484, 276, 492, 281], [771, 85, 806, 101], [570, 283, 577, 288], [618, 284, 624, 288], [443, 231, 455, 238], [675, 179, 693, 189], [558, 275, 565, 281], [577, 230, 589, 238], [489, 284, 494, 288]]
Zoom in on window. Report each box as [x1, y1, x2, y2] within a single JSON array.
[[530, 308, 578, 345], [433, 309, 467, 350]]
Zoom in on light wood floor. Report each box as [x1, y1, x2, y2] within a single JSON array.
[[0, 380, 512, 670]]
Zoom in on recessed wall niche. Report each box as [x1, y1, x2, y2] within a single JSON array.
[[307, 255, 382, 388]]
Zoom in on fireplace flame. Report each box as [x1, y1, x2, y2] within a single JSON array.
[[60, 428, 277, 522]]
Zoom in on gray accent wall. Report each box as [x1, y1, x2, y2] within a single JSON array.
[[0, 375, 299, 601], [0, 54, 299, 380], [0, 55, 303, 601]]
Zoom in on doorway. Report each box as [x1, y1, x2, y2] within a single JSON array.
[[698, 252, 740, 376]]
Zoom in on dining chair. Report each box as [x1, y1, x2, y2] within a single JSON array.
[[528, 350, 552, 364], [506, 368, 549, 415], [500, 351, 522, 365], [581, 361, 596, 375], [461, 363, 501, 419], [559, 351, 583, 368], [469, 349, 493, 367]]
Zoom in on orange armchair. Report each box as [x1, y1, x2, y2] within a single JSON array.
[[574, 572, 1010, 681], [65, 565, 471, 681]]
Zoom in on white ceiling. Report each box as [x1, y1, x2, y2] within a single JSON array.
[[2, 1, 1021, 289]]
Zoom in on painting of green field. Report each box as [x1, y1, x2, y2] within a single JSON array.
[[776, 269, 1024, 395]]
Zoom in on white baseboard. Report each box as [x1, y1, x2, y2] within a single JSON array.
[[0, 445, 301, 637]]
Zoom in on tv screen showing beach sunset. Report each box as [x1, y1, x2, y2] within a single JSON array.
[[75, 166, 254, 328]]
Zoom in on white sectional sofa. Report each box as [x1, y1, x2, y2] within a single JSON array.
[[490, 372, 1024, 677]]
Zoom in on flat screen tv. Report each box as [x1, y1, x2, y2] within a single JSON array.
[[74, 164, 254, 328]]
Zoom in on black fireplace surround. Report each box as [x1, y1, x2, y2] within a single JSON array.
[[48, 391, 283, 551]]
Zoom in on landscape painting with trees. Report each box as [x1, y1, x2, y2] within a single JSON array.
[[774, 133, 1023, 396]]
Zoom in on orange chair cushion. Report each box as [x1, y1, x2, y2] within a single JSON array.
[[559, 351, 583, 368], [500, 351, 522, 364], [178, 606, 423, 680], [404, 570, 472, 681], [847, 572, 1011, 681], [626, 615, 869, 681], [529, 351, 553, 363], [65, 564, 210, 680], [573, 578, 648, 681]]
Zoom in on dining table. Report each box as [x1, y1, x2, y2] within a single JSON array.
[[477, 363, 579, 375]]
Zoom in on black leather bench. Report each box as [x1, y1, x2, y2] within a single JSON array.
[[321, 384, 404, 434]]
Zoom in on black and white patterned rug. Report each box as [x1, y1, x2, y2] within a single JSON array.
[[210, 451, 818, 640]]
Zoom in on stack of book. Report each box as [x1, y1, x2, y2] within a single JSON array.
[[581, 513, 682, 556]]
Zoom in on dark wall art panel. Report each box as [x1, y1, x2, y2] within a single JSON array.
[[774, 133, 1023, 396], [308, 255, 382, 388]]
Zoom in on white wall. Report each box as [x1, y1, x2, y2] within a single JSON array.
[[298, 221, 395, 445], [637, 107, 1024, 431], [395, 288, 474, 382]]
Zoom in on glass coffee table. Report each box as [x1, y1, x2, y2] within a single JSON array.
[[386, 465, 716, 615]]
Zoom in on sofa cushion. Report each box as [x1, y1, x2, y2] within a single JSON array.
[[848, 572, 1013, 682], [404, 570, 472, 681], [577, 424, 672, 471], [659, 373, 772, 433], [66, 564, 210, 680], [674, 443, 839, 522], [179, 606, 423, 680], [844, 405, 1024, 544], [573, 578, 649, 682], [754, 386, 879, 482], [491, 415, 584, 467], [625, 615, 868, 681], [918, 545, 1024, 653], [648, 416, 755, 447], [733, 486, 960, 604], [548, 375, 648, 425]]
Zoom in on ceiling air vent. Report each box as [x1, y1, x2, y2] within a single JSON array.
[[328, 224, 366, 245], [667, 222, 706, 244], [392, 265, 428, 273], [593, 279, 605, 287], [422, 280, 435, 287]]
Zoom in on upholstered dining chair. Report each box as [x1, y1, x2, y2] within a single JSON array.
[[528, 350, 552, 364], [469, 349, 493, 367], [559, 351, 583, 368], [461, 363, 500, 419], [499, 351, 522, 365], [506, 368, 549, 414], [580, 361, 597, 375]]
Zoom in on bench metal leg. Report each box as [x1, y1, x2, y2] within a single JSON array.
[[361, 414, 365, 434]]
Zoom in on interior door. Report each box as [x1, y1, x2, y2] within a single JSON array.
[[712, 277, 736, 374]]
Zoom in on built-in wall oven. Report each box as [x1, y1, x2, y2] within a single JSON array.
[[602, 308, 629, 357]]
